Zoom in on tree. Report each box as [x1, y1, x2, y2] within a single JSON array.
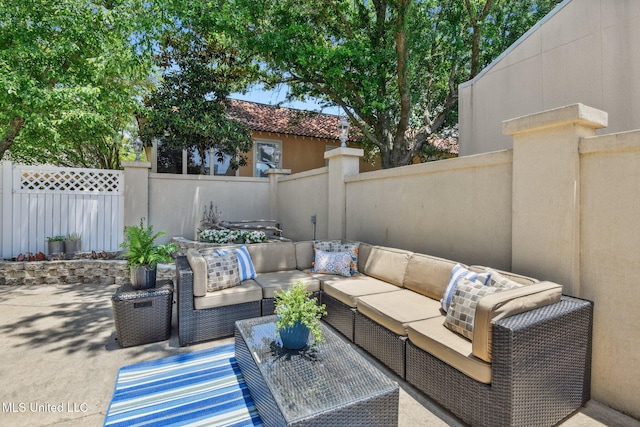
[[0, 0, 164, 167], [217, 0, 561, 168], [142, 16, 258, 174]]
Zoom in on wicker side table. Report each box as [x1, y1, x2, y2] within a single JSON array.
[[111, 280, 174, 348]]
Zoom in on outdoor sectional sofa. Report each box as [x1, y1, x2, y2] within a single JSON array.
[[176, 240, 593, 427]]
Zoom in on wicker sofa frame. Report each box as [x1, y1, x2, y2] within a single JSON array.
[[176, 244, 593, 426], [406, 296, 593, 427], [176, 256, 262, 346]]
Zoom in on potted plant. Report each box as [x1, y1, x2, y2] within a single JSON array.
[[274, 281, 327, 350], [46, 235, 65, 255], [120, 218, 177, 289], [64, 232, 82, 255]]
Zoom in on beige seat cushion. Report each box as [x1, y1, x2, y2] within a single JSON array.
[[364, 246, 412, 287], [408, 317, 492, 384], [194, 279, 263, 310], [253, 270, 320, 298], [473, 281, 562, 362], [247, 242, 297, 273], [356, 290, 442, 336], [322, 275, 400, 307], [404, 253, 461, 299]]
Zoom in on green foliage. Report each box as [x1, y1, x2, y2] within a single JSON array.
[[275, 282, 327, 345], [46, 236, 65, 242], [141, 10, 258, 174], [120, 218, 177, 268], [216, 0, 562, 168], [65, 233, 81, 242], [0, 0, 166, 167]]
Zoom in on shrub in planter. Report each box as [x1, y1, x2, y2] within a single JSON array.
[[46, 236, 65, 255], [274, 282, 327, 349]]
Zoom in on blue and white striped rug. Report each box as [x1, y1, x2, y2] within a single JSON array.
[[104, 343, 262, 426]]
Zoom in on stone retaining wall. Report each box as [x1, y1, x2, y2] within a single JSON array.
[[0, 260, 175, 286]]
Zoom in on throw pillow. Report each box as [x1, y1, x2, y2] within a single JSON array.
[[486, 269, 525, 290], [444, 278, 501, 340], [202, 251, 240, 292], [330, 242, 359, 275], [440, 264, 491, 313], [312, 240, 341, 252], [312, 250, 352, 277], [215, 246, 257, 281], [311, 240, 341, 270]]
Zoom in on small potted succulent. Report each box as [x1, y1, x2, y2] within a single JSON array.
[[46, 235, 65, 255], [274, 282, 327, 350], [64, 232, 82, 255], [120, 218, 177, 289]]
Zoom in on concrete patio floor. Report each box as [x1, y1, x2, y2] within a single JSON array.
[[0, 282, 638, 427]]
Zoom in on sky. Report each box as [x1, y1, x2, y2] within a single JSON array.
[[230, 84, 343, 116]]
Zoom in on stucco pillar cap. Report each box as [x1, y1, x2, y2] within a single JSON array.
[[122, 161, 151, 169], [324, 147, 364, 160], [502, 103, 608, 136]]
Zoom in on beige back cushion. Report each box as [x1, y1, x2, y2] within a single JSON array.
[[472, 281, 562, 362], [246, 242, 296, 273], [356, 242, 373, 273], [404, 253, 460, 300], [363, 246, 412, 287], [469, 266, 539, 286], [295, 241, 315, 270], [186, 249, 207, 297]]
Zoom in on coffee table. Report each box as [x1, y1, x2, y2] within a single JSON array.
[[235, 316, 399, 426]]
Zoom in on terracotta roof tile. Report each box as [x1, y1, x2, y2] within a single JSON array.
[[228, 99, 458, 155], [228, 99, 356, 141]]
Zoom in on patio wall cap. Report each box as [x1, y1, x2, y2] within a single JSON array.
[[502, 103, 608, 136], [265, 169, 292, 175]]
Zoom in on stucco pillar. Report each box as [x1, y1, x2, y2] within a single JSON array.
[[324, 147, 364, 240], [266, 169, 291, 222], [122, 161, 151, 228], [503, 103, 607, 296]]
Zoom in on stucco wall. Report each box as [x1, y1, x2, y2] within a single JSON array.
[[344, 151, 513, 270], [277, 167, 329, 242], [459, 0, 640, 155], [147, 173, 269, 244], [580, 130, 640, 419]]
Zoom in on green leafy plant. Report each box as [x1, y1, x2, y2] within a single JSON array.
[[46, 235, 65, 242], [274, 282, 327, 345], [120, 218, 177, 268]]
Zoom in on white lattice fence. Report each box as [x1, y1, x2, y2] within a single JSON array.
[[1, 162, 124, 258]]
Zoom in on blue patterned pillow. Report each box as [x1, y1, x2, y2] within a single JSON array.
[[330, 242, 359, 275], [312, 250, 352, 277], [440, 264, 491, 313], [215, 246, 257, 281]]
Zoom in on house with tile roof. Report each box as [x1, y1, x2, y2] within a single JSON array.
[[227, 100, 377, 177], [153, 100, 378, 177], [152, 99, 458, 176]]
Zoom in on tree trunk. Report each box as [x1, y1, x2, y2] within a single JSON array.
[[0, 115, 25, 159]]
